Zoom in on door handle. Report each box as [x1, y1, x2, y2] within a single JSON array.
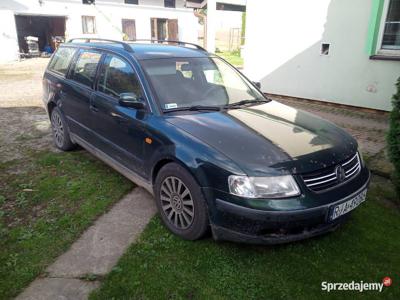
[[111, 112, 128, 124], [90, 104, 99, 112]]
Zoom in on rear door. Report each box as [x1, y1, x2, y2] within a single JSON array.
[[90, 53, 149, 176], [62, 49, 102, 142]]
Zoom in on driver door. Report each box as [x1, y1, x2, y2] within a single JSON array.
[[90, 53, 148, 177]]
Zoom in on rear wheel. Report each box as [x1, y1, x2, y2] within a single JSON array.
[[154, 163, 209, 240], [50, 107, 75, 151]]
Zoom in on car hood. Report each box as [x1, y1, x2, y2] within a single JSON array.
[[165, 101, 358, 176]]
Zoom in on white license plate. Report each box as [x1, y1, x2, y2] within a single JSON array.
[[329, 189, 367, 221]]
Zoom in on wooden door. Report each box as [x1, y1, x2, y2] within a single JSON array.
[[167, 19, 178, 40], [122, 19, 136, 41]]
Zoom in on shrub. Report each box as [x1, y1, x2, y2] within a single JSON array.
[[387, 77, 400, 194]]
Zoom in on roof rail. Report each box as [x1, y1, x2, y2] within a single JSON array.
[[67, 38, 134, 53], [129, 39, 207, 52]]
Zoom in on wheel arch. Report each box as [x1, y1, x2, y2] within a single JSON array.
[[47, 101, 57, 117], [151, 156, 206, 189]]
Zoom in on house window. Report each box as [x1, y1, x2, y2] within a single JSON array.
[[125, 0, 138, 4], [382, 0, 400, 50], [122, 19, 136, 41], [151, 18, 179, 41], [82, 16, 96, 34], [164, 0, 176, 8]]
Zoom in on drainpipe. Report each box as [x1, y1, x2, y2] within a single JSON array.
[[206, 0, 216, 52], [194, 9, 206, 48]]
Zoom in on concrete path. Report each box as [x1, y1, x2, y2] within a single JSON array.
[[17, 188, 156, 300]]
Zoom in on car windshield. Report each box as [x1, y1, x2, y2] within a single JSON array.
[[140, 57, 265, 111]]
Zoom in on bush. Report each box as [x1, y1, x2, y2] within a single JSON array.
[[387, 77, 400, 194]]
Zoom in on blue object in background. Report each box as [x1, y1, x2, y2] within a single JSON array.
[[43, 45, 53, 54]]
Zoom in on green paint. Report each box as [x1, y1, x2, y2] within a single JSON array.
[[366, 0, 385, 55]]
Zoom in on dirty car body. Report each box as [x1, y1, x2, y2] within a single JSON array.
[[43, 39, 370, 244]]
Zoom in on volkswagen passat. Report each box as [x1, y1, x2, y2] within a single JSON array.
[[43, 39, 370, 244]]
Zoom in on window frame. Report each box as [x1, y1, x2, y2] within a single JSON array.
[[68, 49, 103, 89], [82, 16, 97, 34], [95, 52, 152, 111], [377, 0, 400, 56], [47, 46, 78, 77]]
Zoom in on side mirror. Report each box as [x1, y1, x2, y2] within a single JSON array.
[[252, 81, 261, 89], [118, 93, 145, 110]]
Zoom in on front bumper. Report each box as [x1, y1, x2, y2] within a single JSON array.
[[202, 167, 371, 245]]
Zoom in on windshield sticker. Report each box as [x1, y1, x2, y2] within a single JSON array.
[[165, 103, 178, 109]]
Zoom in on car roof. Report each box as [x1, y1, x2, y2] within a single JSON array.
[[62, 42, 212, 60]]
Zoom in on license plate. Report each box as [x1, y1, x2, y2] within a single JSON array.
[[329, 189, 367, 221]]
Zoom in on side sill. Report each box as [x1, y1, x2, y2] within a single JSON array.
[[71, 133, 154, 195]]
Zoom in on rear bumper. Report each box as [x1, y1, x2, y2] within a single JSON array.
[[203, 168, 370, 245]]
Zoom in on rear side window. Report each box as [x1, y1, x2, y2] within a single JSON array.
[[48, 47, 76, 75], [98, 54, 143, 99], [70, 50, 102, 88]]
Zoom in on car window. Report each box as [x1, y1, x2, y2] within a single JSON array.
[[141, 57, 263, 109], [70, 50, 102, 88], [98, 55, 143, 99], [48, 47, 77, 75]]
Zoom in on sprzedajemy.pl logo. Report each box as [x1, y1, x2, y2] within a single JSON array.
[[321, 277, 392, 293]]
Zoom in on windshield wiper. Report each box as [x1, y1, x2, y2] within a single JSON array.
[[163, 105, 221, 113], [224, 99, 270, 109]]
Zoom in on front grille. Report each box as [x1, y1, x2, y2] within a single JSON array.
[[302, 153, 361, 192]]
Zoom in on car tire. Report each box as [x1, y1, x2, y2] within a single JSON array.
[[154, 162, 209, 240], [50, 107, 75, 151]]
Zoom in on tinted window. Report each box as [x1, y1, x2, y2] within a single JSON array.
[[98, 55, 143, 99], [48, 47, 76, 75], [70, 51, 102, 87]]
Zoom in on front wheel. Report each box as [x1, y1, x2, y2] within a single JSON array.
[[154, 163, 209, 240]]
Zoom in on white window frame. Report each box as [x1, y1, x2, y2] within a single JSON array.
[[82, 16, 97, 34], [377, 0, 400, 56]]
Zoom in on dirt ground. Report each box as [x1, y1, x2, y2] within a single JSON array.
[[0, 58, 391, 170], [0, 58, 54, 162]]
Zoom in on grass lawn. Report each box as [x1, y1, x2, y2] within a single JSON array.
[[217, 51, 244, 67], [0, 150, 134, 299], [90, 176, 399, 300]]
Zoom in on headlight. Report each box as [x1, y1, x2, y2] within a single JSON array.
[[228, 175, 300, 198]]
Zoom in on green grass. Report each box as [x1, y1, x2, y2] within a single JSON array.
[[90, 177, 400, 300], [0, 150, 134, 299], [217, 51, 244, 67]]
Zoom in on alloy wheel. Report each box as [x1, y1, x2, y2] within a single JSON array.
[[51, 111, 64, 147], [160, 176, 195, 229]]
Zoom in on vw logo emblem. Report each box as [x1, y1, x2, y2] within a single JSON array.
[[335, 165, 346, 182]]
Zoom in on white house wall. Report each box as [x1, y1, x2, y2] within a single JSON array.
[[243, 0, 400, 111], [0, 0, 198, 63], [0, 10, 20, 62]]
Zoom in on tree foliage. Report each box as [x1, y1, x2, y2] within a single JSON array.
[[387, 77, 400, 194]]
